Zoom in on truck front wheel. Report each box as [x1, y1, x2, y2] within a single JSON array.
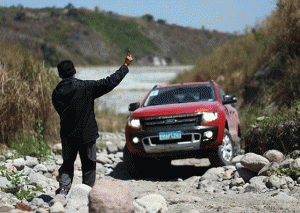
[[208, 129, 234, 166]]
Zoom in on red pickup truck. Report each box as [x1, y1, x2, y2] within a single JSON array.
[[123, 80, 241, 173]]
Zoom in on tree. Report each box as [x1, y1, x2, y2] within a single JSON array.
[[94, 6, 100, 13], [157, 19, 166, 24], [16, 4, 24, 10], [142, 14, 154, 22], [65, 3, 75, 10], [14, 12, 26, 22]]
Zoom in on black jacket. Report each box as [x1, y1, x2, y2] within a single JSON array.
[[52, 65, 129, 144]]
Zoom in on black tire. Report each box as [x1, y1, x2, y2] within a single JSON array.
[[208, 129, 234, 167]]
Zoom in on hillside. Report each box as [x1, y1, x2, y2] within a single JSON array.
[[0, 6, 237, 67], [171, 0, 300, 153]]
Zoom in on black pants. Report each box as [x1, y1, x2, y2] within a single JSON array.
[[58, 141, 96, 192]]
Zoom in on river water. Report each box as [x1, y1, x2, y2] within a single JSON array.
[[73, 65, 194, 114]]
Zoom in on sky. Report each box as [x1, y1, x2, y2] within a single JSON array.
[[0, 0, 277, 34]]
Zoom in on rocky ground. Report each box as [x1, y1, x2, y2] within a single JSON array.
[[1, 132, 300, 213]]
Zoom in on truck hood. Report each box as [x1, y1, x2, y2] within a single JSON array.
[[131, 101, 222, 118]]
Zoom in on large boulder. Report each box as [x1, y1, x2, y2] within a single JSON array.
[[88, 180, 134, 213], [263, 150, 284, 163], [240, 153, 269, 173]]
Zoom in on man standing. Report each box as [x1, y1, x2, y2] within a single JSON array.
[[51, 51, 133, 203]]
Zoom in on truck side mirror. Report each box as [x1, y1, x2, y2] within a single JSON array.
[[129, 102, 140, 111], [222, 95, 237, 105]]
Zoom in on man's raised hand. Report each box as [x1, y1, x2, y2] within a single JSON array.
[[124, 49, 133, 66]]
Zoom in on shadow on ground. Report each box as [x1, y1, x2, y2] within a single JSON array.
[[108, 160, 211, 182]]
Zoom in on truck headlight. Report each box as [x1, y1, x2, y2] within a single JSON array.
[[128, 118, 141, 129], [202, 111, 218, 123]]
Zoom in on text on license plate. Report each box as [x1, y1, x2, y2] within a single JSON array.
[[159, 131, 181, 140]]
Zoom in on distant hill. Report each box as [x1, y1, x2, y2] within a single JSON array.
[[0, 6, 237, 67]]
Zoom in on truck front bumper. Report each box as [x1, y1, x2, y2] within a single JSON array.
[[127, 125, 218, 158]]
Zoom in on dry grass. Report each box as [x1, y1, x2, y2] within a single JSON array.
[[0, 40, 127, 153], [0, 40, 61, 150]]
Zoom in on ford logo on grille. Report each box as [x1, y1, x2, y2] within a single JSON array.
[[165, 119, 177, 124]]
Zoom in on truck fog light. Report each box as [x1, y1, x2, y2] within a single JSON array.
[[132, 137, 139, 144], [204, 131, 213, 139]]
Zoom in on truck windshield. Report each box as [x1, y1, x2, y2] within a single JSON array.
[[143, 85, 216, 107]]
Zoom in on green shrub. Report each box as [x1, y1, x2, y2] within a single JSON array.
[[268, 166, 300, 179], [41, 42, 60, 67], [0, 165, 45, 201], [243, 103, 300, 155], [14, 12, 26, 21], [10, 120, 52, 161]]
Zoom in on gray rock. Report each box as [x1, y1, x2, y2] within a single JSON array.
[[235, 168, 256, 182], [115, 152, 123, 159], [33, 164, 48, 173], [240, 153, 269, 173], [235, 162, 244, 170], [28, 170, 49, 187], [266, 175, 294, 189], [133, 201, 146, 213], [52, 143, 62, 155], [31, 198, 46, 207], [13, 158, 25, 170], [282, 176, 295, 189], [0, 155, 5, 162], [230, 178, 245, 188], [0, 176, 12, 189], [256, 116, 265, 122], [96, 155, 112, 165], [292, 158, 300, 168], [201, 167, 225, 181], [263, 150, 284, 163], [258, 162, 280, 176], [46, 165, 56, 173], [289, 150, 300, 159], [96, 163, 106, 174], [69, 184, 92, 200], [280, 158, 294, 168], [117, 143, 125, 152], [136, 194, 168, 213], [0, 204, 14, 212], [55, 159, 63, 165], [231, 155, 244, 166], [35, 208, 48, 213], [22, 166, 33, 176], [5, 152, 14, 159], [244, 176, 267, 192], [25, 156, 39, 168], [205, 186, 215, 193], [106, 144, 118, 154], [49, 202, 65, 213]]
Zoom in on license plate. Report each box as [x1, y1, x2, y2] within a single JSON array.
[[159, 131, 181, 140]]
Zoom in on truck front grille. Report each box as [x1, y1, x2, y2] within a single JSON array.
[[141, 113, 201, 130]]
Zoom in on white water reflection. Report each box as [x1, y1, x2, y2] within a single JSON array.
[[74, 65, 194, 114]]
